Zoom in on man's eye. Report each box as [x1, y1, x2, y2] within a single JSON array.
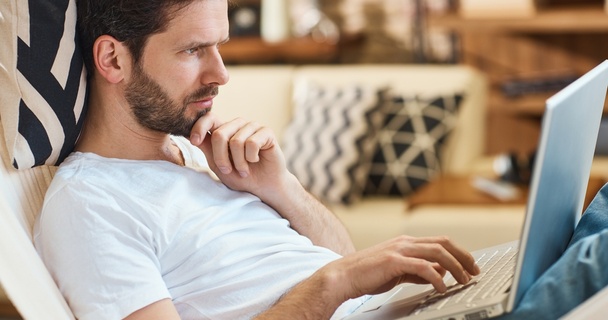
[[184, 48, 198, 54]]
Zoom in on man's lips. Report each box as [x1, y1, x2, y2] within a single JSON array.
[[189, 96, 215, 110]]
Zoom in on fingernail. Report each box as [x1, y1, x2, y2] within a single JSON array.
[[438, 282, 447, 293], [191, 133, 201, 145], [219, 166, 231, 174], [239, 171, 248, 178]]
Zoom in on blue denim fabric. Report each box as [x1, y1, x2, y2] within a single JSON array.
[[500, 183, 608, 319]]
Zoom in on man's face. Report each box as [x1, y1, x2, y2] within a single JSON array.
[[124, 0, 229, 137], [125, 62, 218, 137]]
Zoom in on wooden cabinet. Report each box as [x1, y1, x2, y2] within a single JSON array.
[[220, 37, 339, 64], [429, 2, 608, 154]]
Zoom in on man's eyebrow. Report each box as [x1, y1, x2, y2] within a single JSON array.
[[179, 37, 230, 50]]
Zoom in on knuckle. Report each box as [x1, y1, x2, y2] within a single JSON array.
[[229, 136, 244, 149], [391, 235, 415, 251], [436, 235, 451, 245], [394, 235, 414, 243], [411, 259, 433, 274], [260, 126, 275, 138], [428, 243, 446, 255], [250, 121, 261, 128], [232, 117, 245, 124], [211, 130, 228, 144], [384, 252, 402, 264], [245, 138, 258, 150]]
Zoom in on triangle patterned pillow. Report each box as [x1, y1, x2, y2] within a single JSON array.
[[364, 92, 464, 196]]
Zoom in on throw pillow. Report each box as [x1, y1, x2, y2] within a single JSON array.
[[0, 0, 87, 169], [282, 81, 386, 204], [364, 92, 464, 196]]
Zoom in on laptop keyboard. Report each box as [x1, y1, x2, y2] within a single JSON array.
[[410, 246, 518, 315]]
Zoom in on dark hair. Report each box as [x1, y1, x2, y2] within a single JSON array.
[[76, 0, 195, 76]]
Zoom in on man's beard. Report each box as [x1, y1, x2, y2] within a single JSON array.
[[125, 63, 218, 137]]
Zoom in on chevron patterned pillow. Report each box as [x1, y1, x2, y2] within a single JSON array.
[[0, 0, 87, 169], [283, 81, 386, 204], [364, 92, 464, 196]]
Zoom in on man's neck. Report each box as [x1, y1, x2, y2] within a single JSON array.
[[76, 87, 185, 166]]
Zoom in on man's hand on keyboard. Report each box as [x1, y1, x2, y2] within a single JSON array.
[[316, 235, 481, 299], [255, 235, 481, 319]]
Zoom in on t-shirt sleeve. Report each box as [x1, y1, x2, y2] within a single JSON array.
[[34, 181, 171, 320]]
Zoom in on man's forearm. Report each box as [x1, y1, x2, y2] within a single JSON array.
[[254, 268, 344, 320], [261, 173, 356, 255], [287, 188, 356, 255]]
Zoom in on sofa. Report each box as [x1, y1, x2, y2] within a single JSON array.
[[213, 64, 533, 251]]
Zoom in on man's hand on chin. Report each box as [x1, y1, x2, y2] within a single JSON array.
[[188, 113, 296, 204]]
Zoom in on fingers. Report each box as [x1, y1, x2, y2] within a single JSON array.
[[195, 117, 275, 177], [382, 236, 480, 293], [411, 236, 481, 278], [398, 257, 448, 293], [212, 119, 259, 176], [189, 112, 224, 146], [407, 242, 471, 285]]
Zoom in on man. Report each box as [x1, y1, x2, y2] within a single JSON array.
[[34, 0, 608, 319], [34, 0, 479, 319]]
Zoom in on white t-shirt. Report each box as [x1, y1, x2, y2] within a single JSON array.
[[34, 137, 360, 320]]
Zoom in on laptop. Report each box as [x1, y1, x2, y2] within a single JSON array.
[[344, 59, 608, 320]]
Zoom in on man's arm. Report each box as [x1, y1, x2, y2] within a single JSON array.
[[265, 171, 356, 255], [256, 236, 481, 319], [124, 299, 180, 320], [190, 115, 355, 254], [123, 236, 479, 320]]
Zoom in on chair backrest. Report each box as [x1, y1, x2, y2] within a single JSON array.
[[0, 120, 74, 319]]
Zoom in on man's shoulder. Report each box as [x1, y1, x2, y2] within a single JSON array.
[[47, 152, 144, 202]]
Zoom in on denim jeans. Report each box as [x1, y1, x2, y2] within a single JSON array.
[[500, 183, 608, 319]]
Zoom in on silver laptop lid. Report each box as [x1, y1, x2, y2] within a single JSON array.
[[509, 60, 608, 310]]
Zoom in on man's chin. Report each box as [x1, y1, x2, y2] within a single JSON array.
[[170, 126, 195, 139], [171, 111, 212, 138], [196, 107, 212, 118]]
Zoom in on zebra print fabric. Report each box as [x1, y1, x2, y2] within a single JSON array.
[[0, 0, 87, 169], [282, 81, 386, 204]]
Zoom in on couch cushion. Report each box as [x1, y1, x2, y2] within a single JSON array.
[[282, 80, 386, 204], [213, 66, 295, 138], [365, 92, 464, 196], [292, 65, 488, 175], [0, 0, 87, 169]]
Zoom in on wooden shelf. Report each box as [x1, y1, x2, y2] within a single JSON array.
[[489, 89, 551, 116], [489, 86, 608, 115], [429, 5, 608, 33], [220, 37, 338, 64], [431, 2, 608, 154]]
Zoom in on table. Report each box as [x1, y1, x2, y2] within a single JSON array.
[[407, 175, 605, 212]]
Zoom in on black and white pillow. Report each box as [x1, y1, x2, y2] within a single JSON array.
[[364, 92, 464, 196], [0, 0, 87, 169], [282, 81, 386, 204]]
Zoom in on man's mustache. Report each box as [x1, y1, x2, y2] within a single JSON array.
[[186, 86, 219, 104]]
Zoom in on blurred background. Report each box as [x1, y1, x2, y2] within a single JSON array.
[[3, 0, 608, 318], [225, 0, 608, 156]]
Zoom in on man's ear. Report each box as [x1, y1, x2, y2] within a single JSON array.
[[92, 35, 131, 84]]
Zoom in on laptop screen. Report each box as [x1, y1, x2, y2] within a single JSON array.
[[509, 60, 608, 309]]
